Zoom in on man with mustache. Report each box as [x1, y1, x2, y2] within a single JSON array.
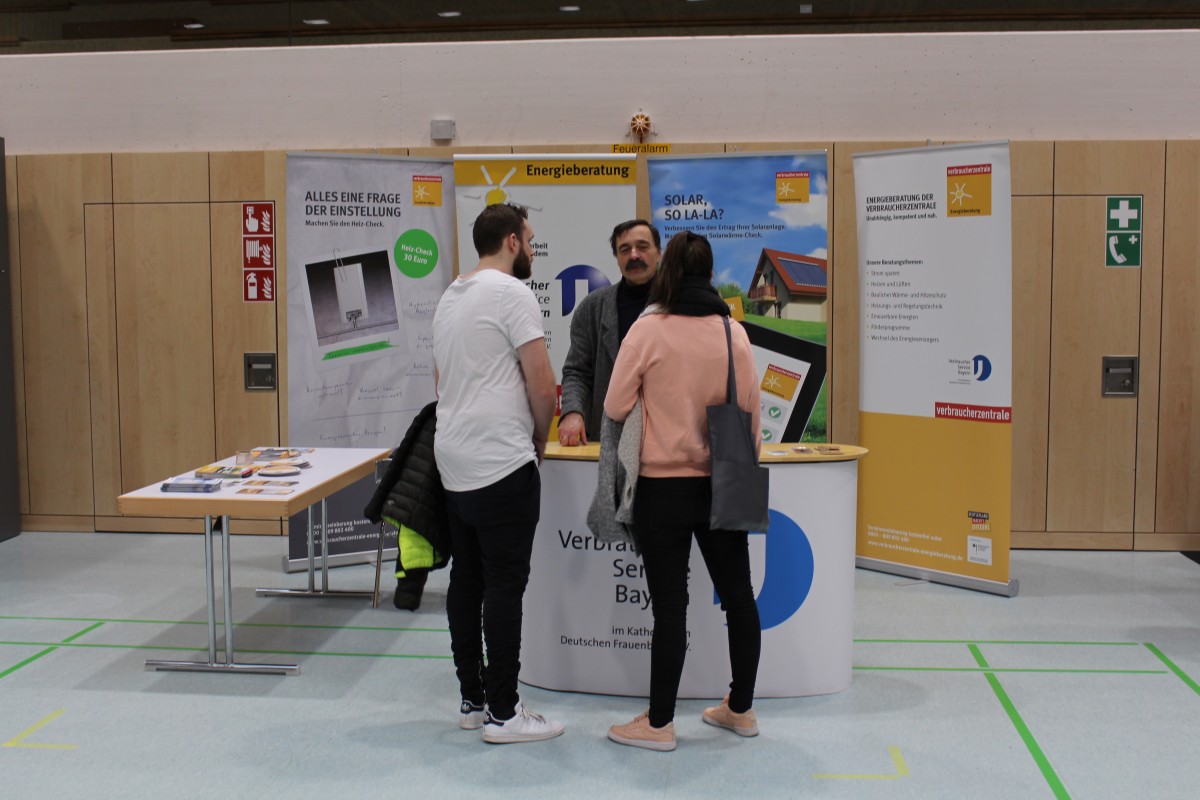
[[558, 219, 662, 446], [432, 202, 563, 743]]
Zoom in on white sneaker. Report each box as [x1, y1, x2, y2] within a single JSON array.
[[481, 701, 564, 744], [459, 700, 485, 730]]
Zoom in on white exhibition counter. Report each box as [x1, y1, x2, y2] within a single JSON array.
[[522, 442, 867, 699]]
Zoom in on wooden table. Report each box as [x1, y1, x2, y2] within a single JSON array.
[[118, 447, 390, 675]]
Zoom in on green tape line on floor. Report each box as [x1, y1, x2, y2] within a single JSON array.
[[972, 643, 1072, 800], [1144, 643, 1200, 697]]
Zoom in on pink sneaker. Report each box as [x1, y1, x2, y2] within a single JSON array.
[[702, 696, 759, 737], [607, 711, 677, 752]]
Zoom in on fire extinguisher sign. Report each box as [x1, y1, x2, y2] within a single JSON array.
[[242, 202, 276, 302]]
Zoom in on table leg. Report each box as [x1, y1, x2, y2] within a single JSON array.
[[256, 501, 372, 600], [320, 498, 329, 593], [372, 521, 385, 609], [221, 514, 235, 663], [204, 514, 217, 662], [147, 515, 299, 675]]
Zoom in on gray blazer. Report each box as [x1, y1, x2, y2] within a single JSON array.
[[559, 282, 620, 440]]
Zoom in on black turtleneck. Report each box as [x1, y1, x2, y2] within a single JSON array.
[[616, 278, 652, 342]]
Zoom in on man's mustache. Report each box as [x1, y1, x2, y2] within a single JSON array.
[[627, 258, 648, 270]]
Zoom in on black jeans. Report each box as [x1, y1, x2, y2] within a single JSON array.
[[444, 461, 540, 720], [633, 476, 761, 728]]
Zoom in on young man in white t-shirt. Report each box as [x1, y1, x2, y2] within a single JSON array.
[[432, 203, 562, 744]]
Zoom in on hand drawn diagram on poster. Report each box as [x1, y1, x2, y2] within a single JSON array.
[[648, 152, 830, 442]]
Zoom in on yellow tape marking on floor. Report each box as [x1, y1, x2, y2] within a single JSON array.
[[2, 708, 77, 750], [813, 746, 909, 780]]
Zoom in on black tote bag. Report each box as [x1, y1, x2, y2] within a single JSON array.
[[707, 317, 770, 532]]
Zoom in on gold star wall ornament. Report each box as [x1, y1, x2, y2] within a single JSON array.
[[629, 112, 653, 143]]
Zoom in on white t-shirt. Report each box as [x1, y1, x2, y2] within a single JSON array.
[[432, 268, 546, 491]]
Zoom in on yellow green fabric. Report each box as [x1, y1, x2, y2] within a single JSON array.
[[385, 520, 438, 578]]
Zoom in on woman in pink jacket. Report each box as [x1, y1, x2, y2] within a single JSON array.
[[603, 231, 762, 752]]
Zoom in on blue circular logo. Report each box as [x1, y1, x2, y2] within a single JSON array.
[[973, 354, 992, 381], [716, 509, 814, 630], [555, 264, 611, 315]]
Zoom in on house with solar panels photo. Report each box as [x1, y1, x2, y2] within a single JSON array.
[[747, 248, 829, 321]]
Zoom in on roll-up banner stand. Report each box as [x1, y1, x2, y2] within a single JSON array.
[[647, 151, 831, 443], [452, 153, 638, 402], [853, 142, 1017, 596], [283, 153, 455, 571]]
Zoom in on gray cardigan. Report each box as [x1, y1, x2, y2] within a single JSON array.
[[587, 398, 642, 550], [559, 282, 620, 441]]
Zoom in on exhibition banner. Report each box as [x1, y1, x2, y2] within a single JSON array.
[[285, 153, 455, 565], [648, 152, 830, 442], [853, 142, 1015, 594], [452, 154, 637, 394]]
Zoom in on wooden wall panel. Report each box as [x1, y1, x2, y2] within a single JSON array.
[[1051, 142, 1166, 536], [112, 152, 209, 204], [1054, 141, 1165, 195], [16, 154, 111, 517], [7, 140, 1198, 547], [1011, 196, 1053, 533], [1047, 142, 1167, 536], [210, 150, 288, 453], [20, 515, 96, 533], [727, 142, 833, 153], [210, 202, 280, 457], [84, 205, 121, 517], [830, 142, 924, 446], [114, 203, 216, 494], [209, 151, 287, 204], [1134, 533, 1200, 551], [1133, 176, 1165, 534], [1011, 531, 1133, 550], [1010, 142, 1054, 196], [1047, 197, 1142, 532], [1155, 141, 1200, 534], [314, 148, 409, 157], [5, 155, 27, 514]]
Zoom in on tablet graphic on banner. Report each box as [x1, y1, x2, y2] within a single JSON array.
[[452, 154, 638, 400], [648, 151, 830, 441], [302, 249, 404, 367], [853, 142, 1015, 595], [284, 154, 456, 568], [742, 322, 826, 444]]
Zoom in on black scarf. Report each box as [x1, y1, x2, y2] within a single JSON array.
[[670, 275, 731, 318]]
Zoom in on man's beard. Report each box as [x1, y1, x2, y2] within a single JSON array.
[[513, 249, 533, 280]]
